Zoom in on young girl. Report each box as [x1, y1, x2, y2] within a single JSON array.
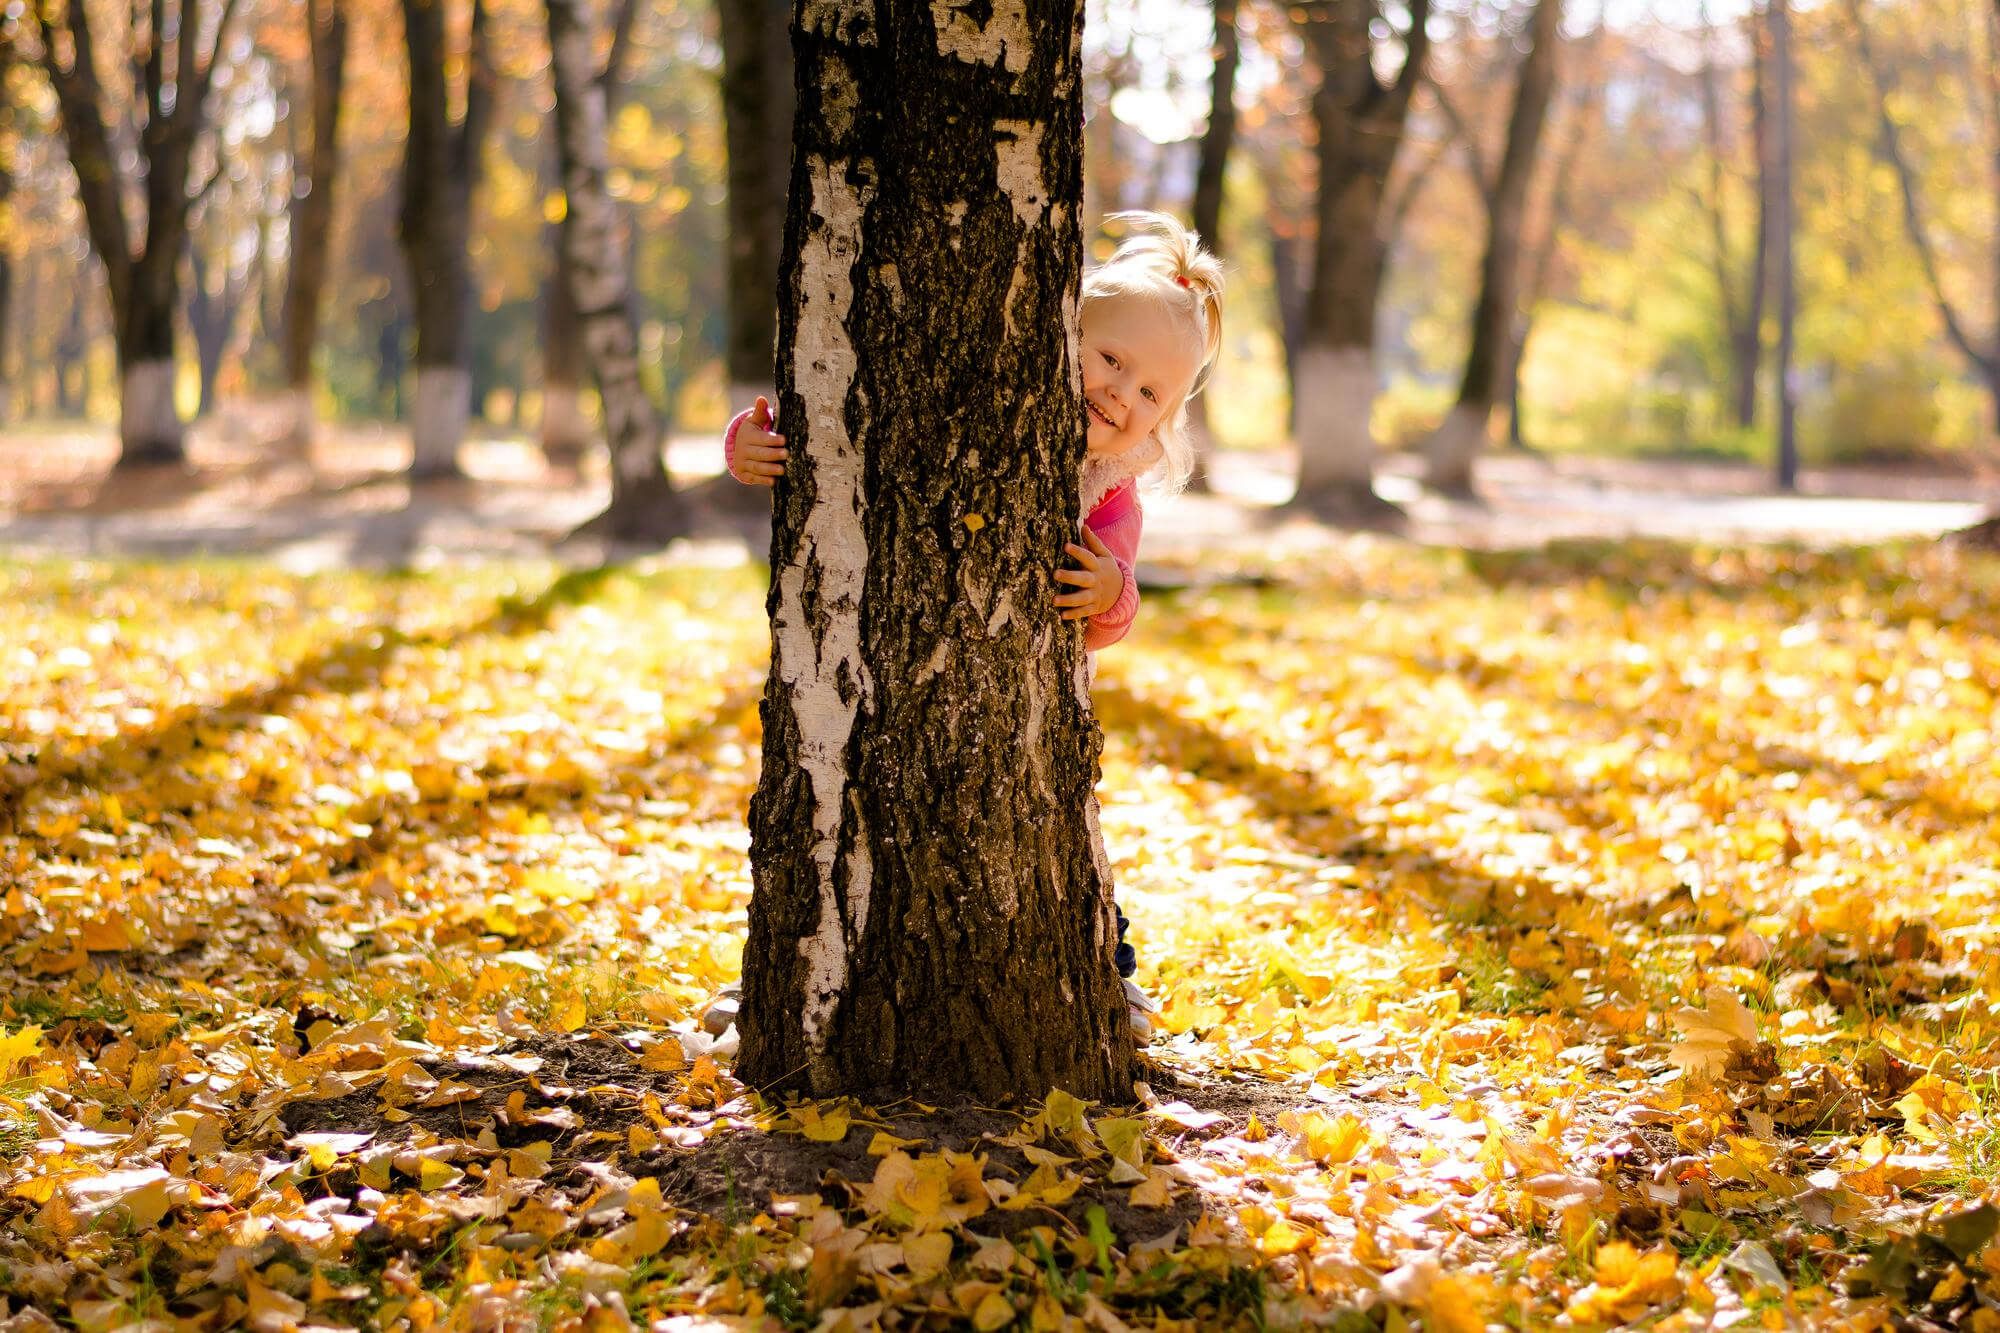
[[718, 211, 1225, 1040]]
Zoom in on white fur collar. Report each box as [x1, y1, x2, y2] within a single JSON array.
[[1079, 436, 1162, 516]]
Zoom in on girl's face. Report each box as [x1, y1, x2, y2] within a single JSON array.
[[1080, 292, 1201, 460]]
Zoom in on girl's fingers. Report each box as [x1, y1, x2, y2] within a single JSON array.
[[1053, 588, 1096, 608], [1083, 526, 1111, 554], [1053, 567, 1093, 586], [751, 395, 773, 427], [1063, 542, 1096, 565], [742, 444, 788, 462]]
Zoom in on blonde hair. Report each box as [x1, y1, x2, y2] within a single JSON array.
[[1080, 210, 1226, 493]]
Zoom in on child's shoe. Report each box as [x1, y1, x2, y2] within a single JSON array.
[[1124, 978, 1160, 1042], [700, 982, 740, 1037]]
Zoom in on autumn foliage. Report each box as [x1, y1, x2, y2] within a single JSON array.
[[3, 540, 1999, 1328]]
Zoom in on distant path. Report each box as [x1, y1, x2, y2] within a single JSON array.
[[1, 418, 1992, 568]]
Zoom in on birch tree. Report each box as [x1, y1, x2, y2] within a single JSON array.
[[545, 0, 689, 544], [736, 0, 1134, 1102]]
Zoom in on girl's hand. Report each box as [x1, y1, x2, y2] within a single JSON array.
[[1054, 526, 1125, 621], [729, 397, 788, 486]]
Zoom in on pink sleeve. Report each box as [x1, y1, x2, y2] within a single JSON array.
[[1082, 493, 1143, 652], [722, 407, 754, 475]]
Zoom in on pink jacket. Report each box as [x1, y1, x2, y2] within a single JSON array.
[[725, 408, 1142, 651]]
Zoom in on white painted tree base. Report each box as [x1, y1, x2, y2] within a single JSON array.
[[119, 360, 184, 463], [541, 384, 593, 464], [409, 367, 471, 478], [1423, 403, 1491, 495], [281, 388, 317, 453], [1291, 344, 1378, 496]]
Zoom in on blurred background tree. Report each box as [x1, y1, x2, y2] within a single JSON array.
[[1, 0, 1993, 502]]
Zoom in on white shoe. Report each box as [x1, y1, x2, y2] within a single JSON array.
[[700, 982, 740, 1037], [1124, 978, 1159, 1042]]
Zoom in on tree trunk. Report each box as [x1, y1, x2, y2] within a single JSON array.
[[546, 0, 689, 545], [1182, 0, 1238, 490], [186, 242, 242, 419], [1289, 0, 1431, 526], [1770, 0, 1797, 490], [716, 0, 795, 411], [1423, 0, 1562, 496], [1738, 9, 1771, 429], [282, 0, 348, 449], [539, 201, 592, 466], [31, 0, 244, 467], [55, 292, 85, 416], [399, 0, 492, 479], [0, 48, 13, 425], [737, 0, 1133, 1104]]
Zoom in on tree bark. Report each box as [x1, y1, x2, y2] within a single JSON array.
[[538, 165, 592, 466], [0, 34, 15, 424], [1736, 8, 1772, 429], [1182, 0, 1239, 486], [1770, 0, 1797, 490], [716, 0, 794, 411], [398, 0, 493, 479], [186, 238, 246, 418], [281, 0, 348, 449], [545, 0, 689, 545], [31, 0, 245, 466], [1422, 0, 1562, 496], [737, 0, 1133, 1104], [1288, 0, 1431, 526]]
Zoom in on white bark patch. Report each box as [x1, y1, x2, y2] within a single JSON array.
[[1422, 403, 1491, 492], [774, 156, 876, 1066], [993, 121, 1047, 336], [931, 0, 1031, 79], [800, 0, 874, 44], [946, 201, 969, 250], [410, 366, 472, 477], [1292, 344, 1377, 494], [985, 589, 1014, 636], [119, 360, 181, 456]]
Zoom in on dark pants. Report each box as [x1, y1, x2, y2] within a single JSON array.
[[1114, 902, 1135, 978]]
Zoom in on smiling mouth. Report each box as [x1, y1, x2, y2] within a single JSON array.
[[1087, 399, 1118, 429]]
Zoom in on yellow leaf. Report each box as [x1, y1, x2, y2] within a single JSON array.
[[1302, 1112, 1372, 1165], [418, 1158, 464, 1190], [1669, 987, 1760, 1079], [973, 1290, 1015, 1332], [0, 1026, 43, 1076], [1130, 1167, 1175, 1208], [868, 1130, 925, 1155], [963, 513, 987, 532], [903, 1230, 953, 1279], [555, 997, 588, 1033], [797, 1104, 852, 1143]]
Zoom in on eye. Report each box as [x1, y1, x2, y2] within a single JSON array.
[[1141, 387, 1157, 403], [1101, 351, 1119, 369]]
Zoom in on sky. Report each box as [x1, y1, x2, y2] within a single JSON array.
[[1092, 0, 1764, 146]]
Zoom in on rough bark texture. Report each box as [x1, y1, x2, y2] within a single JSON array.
[[737, 0, 1133, 1104], [1740, 12, 1770, 430], [1181, 0, 1238, 484], [1423, 0, 1562, 495], [399, 0, 493, 478], [1289, 0, 1430, 523], [546, 0, 689, 544], [31, 0, 244, 465], [717, 0, 794, 401], [282, 0, 348, 448]]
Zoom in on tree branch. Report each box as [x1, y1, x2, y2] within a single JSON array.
[[458, 0, 495, 194], [1846, 0, 1996, 378], [29, 0, 135, 320], [1429, 80, 1493, 204], [188, 0, 247, 127], [600, 0, 642, 106], [1384, 0, 1433, 120]]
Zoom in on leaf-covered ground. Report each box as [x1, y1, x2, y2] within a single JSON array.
[[3, 538, 1999, 1331]]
